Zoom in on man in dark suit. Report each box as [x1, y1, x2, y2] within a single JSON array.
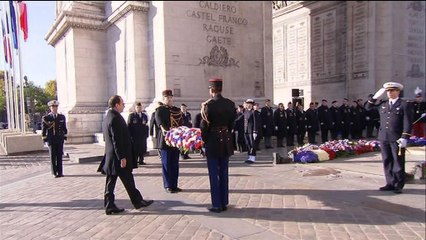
[[127, 102, 149, 165], [366, 82, 413, 194], [273, 103, 287, 147], [42, 100, 67, 178], [330, 100, 342, 140], [286, 102, 297, 146], [155, 90, 184, 193], [339, 98, 352, 139], [260, 99, 274, 149], [317, 99, 332, 143], [149, 101, 163, 157], [200, 78, 236, 213], [101, 95, 153, 215]]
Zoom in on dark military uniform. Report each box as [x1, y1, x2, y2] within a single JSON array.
[[180, 109, 192, 159], [234, 110, 247, 152], [273, 107, 286, 147], [317, 103, 332, 143], [127, 111, 149, 166], [42, 111, 67, 177], [350, 103, 361, 140], [200, 78, 236, 212], [366, 83, 413, 192], [412, 97, 425, 137], [339, 102, 352, 139], [285, 106, 297, 146], [305, 107, 319, 144], [330, 105, 342, 140], [296, 107, 306, 145], [155, 91, 184, 193], [260, 103, 274, 148]]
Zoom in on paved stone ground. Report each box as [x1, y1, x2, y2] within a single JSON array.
[[0, 144, 425, 240]]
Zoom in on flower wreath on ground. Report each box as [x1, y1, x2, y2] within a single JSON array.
[[288, 139, 381, 163], [165, 126, 204, 153], [408, 136, 426, 146]]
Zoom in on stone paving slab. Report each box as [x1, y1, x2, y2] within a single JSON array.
[[0, 144, 425, 240]]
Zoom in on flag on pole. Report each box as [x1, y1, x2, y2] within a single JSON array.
[[18, 1, 27, 41], [1, 19, 8, 63], [8, 1, 18, 49]]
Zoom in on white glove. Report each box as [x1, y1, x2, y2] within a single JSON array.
[[275, 126, 278, 131], [372, 88, 386, 99], [397, 138, 407, 148], [263, 125, 266, 128], [253, 133, 257, 139], [422, 113, 426, 118]]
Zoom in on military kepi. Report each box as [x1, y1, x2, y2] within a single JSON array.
[[48, 100, 59, 107], [383, 82, 403, 90], [162, 89, 173, 97], [208, 78, 223, 90]]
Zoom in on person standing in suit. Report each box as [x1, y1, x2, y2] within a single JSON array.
[[339, 98, 352, 139], [330, 100, 342, 140], [127, 102, 149, 165], [295, 104, 306, 146], [317, 99, 332, 143], [149, 101, 163, 157], [235, 99, 259, 164], [200, 78, 236, 213], [42, 100, 67, 178], [286, 102, 297, 147], [101, 95, 153, 215], [366, 82, 413, 194], [155, 90, 184, 193]]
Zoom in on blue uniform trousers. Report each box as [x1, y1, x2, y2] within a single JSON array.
[[160, 148, 180, 189], [48, 142, 64, 176], [206, 156, 229, 208], [380, 140, 405, 189]]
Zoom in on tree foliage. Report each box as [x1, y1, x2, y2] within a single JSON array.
[[44, 80, 57, 99]]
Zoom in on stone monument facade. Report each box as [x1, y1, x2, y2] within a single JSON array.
[[46, 1, 273, 143], [272, 1, 425, 106]]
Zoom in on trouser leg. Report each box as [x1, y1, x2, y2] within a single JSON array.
[[105, 175, 118, 209]]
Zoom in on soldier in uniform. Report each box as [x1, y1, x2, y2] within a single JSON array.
[[42, 100, 67, 178], [180, 103, 192, 159], [155, 90, 184, 193], [127, 102, 149, 166], [317, 99, 332, 143], [412, 89, 425, 137], [149, 101, 163, 157], [330, 100, 342, 140], [295, 104, 306, 146], [305, 102, 319, 144], [286, 102, 297, 147], [339, 98, 352, 139], [273, 103, 287, 147], [200, 78, 236, 213], [357, 99, 366, 138], [234, 105, 247, 152], [260, 99, 274, 149], [350, 101, 361, 139], [253, 103, 263, 151], [235, 99, 259, 163], [366, 82, 413, 194]]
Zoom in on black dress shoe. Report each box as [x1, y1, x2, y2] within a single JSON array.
[[379, 185, 395, 191], [135, 199, 154, 209], [139, 162, 146, 165], [173, 187, 182, 192], [208, 207, 222, 213], [165, 188, 178, 193], [393, 188, 403, 194], [105, 207, 125, 215], [244, 160, 254, 164], [221, 206, 228, 211]]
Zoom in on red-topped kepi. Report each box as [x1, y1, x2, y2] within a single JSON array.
[[208, 78, 223, 90]]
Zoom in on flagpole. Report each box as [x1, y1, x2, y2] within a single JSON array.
[[14, 1, 25, 134], [1, 3, 11, 129]]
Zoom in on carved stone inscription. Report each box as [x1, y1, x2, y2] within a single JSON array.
[[352, 2, 369, 79], [273, 26, 285, 83], [311, 10, 337, 82], [186, 1, 248, 46], [405, 1, 425, 78], [285, 18, 308, 83]]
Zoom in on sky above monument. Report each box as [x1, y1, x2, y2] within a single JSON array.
[[1, 1, 56, 88]]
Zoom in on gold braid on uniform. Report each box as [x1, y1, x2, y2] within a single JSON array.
[[201, 98, 212, 126], [169, 106, 183, 128], [43, 118, 56, 135]]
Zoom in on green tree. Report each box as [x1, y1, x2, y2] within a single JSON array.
[[0, 71, 5, 111], [24, 81, 50, 113], [45, 80, 57, 100]]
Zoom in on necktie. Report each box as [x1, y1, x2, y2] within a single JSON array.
[[389, 101, 393, 109], [54, 114, 57, 119]]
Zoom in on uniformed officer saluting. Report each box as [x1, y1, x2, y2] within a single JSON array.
[[42, 100, 67, 178], [200, 78, 236, 213], [366, 82, 413, 194]]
